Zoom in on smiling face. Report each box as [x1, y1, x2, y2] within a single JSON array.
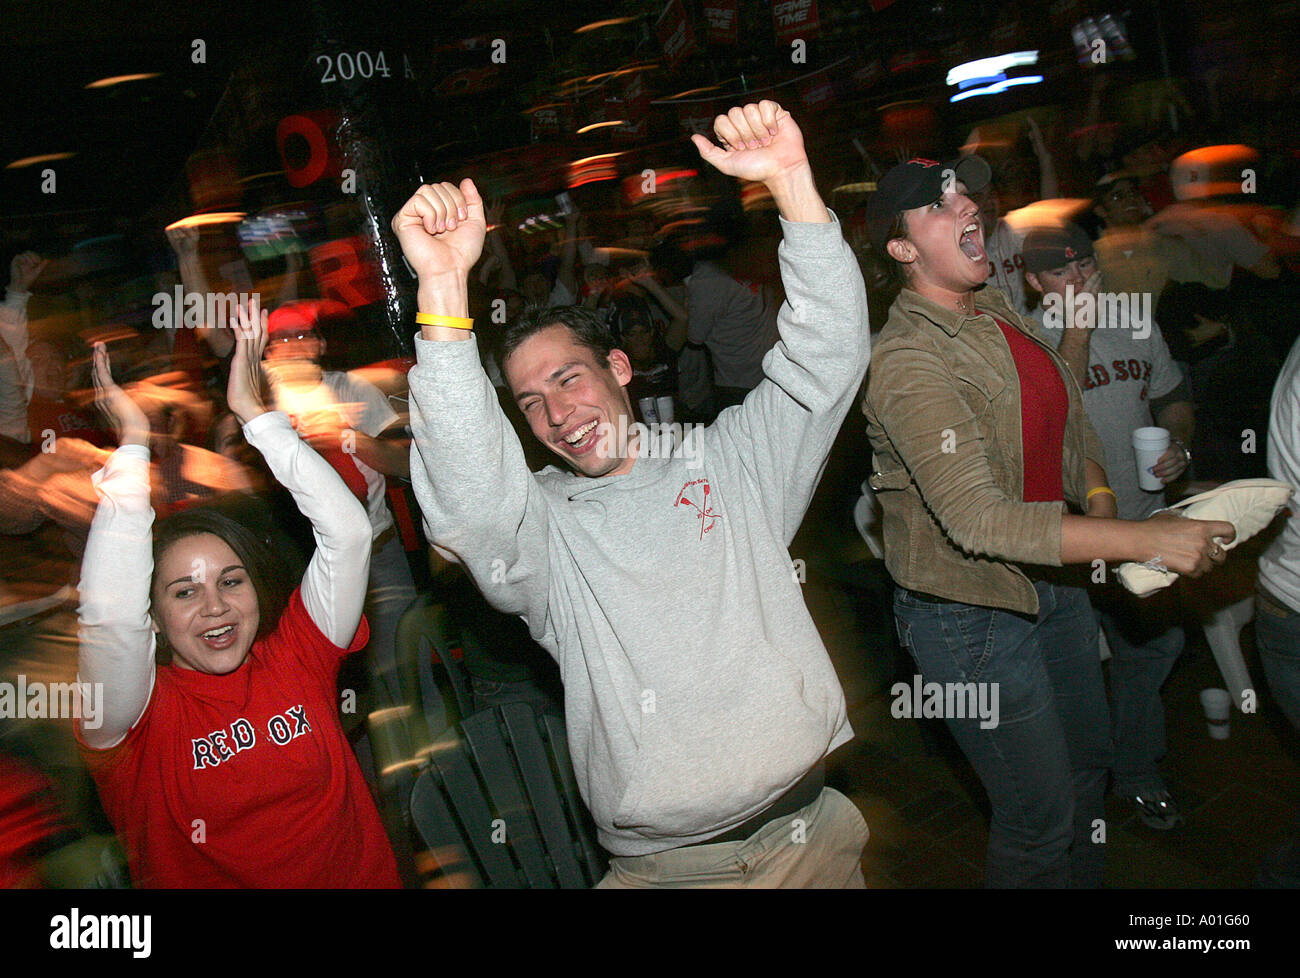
[[152, 533, 260, 674], [1026, 255, 1099, 300], [263, 329, 324, 387], [504, 324, 636, 478], [1095, 178, 1151, 228], [887, 184, 988, 296]]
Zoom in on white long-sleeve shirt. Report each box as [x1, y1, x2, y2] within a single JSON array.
[[1260, 336, 1300, 612], [77, 411, 372, 749]]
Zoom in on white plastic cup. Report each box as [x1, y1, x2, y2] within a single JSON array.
[[655, 396, 675, 425], [1199, 687, 1231, 740], [638, 397, 658, 424], [1132, 426, 1170, 491]]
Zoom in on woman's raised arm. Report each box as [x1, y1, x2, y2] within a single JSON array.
[[228, 299, 371, 647], [77, 345, 157, 749]]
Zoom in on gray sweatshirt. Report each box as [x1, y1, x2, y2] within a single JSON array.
[[407, 215, 870, 857]]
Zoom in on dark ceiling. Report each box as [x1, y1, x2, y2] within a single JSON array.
[[0, 0, 1279, 253]]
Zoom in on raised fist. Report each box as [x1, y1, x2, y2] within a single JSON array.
[[691, 101, 807, 184], [391, 178, 487, 281]]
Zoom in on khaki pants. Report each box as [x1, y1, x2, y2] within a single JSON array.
[[596, 788, 868, 889]]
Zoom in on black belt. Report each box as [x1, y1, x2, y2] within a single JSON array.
[[907, 588, 961, 606], [690, 761, 825, 847]]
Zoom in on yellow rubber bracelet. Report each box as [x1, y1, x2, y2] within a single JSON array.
[[415, 313, 474, 330], [1086, 486, 1117, 502]]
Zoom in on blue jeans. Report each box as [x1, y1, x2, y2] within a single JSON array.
[[1094, 586, 1184, 797], [894, 582, 1113, 888], [1256, 586, 1300, 730]]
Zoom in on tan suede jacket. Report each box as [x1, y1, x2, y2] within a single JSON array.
[[862, 286, 1107, 615]]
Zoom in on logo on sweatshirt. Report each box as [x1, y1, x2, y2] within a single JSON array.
[[675, 478, 723, 539]]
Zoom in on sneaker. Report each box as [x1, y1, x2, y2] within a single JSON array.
[[1130, 790, 1185, 830]]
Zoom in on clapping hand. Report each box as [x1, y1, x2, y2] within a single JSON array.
[[92, 344, 151, 449], [227, 297, 270, 425]]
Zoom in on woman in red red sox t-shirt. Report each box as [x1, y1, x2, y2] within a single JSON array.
[[76, 298, 400, 888]]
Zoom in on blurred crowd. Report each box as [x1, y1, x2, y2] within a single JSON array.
[[2, 52, 1299, 888]]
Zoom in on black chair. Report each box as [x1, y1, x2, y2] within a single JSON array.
[[409, 703, 606, 888], [393, 593, 472, 748]]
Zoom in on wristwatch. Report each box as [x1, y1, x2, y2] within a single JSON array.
[[1172, 439, 1192, 465]]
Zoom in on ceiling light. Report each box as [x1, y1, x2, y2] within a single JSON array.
[[946, 52, 1038, 88], [577, 120, 625, 134], [85, 73, 163, 89], [575, 18, 635, 33], [6, 152, 76, 169], [164, 213, 246, 232], [949, 75, 1043, 102]]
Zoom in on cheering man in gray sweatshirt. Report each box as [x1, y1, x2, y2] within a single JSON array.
[[392, 101, 871, 887]]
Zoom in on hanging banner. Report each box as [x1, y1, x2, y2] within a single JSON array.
[[612, 74, 651, 142], [703, 0, 740, 45], [276, 111, 343, 189], [530, 105, 563, 140], [800, 75, 836, 110], [656, 0, 698, 68], [771, 0, 820, 42]]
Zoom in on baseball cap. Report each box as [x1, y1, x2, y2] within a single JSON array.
[[1169, 144, 1259, 201], [267, 299, 350, 338], [1021, 223, 1095, 273], [866, 155, 991, 251]]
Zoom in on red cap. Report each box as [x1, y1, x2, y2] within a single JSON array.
[[267, 300, 350, 337]]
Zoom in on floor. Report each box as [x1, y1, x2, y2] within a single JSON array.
[[801, 529, 1300, 889]]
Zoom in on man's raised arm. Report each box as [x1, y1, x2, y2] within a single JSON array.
[[693, 101, 870, 542], [392, 180, 551, 626]]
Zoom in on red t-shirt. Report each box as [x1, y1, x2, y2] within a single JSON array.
[[0, 755, 70, 887], [27, 395, 112, 448], [993, 318, 1067, 503], [80, 589, 401, 889]]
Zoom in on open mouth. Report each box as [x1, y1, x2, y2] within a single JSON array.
[[559, 419, 600, 455], [201, 624, 237, 650], [959, 221, 985, 262]]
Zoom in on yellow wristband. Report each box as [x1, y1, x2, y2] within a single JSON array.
[[1086, 486, 1117, 502], [415, 313, 474, 330]]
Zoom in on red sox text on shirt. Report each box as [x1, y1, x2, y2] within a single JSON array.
[[190, 704, 312, 770], [1082, 357, 1154, 398]]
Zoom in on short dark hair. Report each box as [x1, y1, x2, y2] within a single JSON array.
[[607, 289, 655, 339], [498, 305, 616, 377], [151, 501, 293, 646]]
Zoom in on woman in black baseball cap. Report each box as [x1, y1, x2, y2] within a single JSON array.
[[859, 158, 1235, 887]]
